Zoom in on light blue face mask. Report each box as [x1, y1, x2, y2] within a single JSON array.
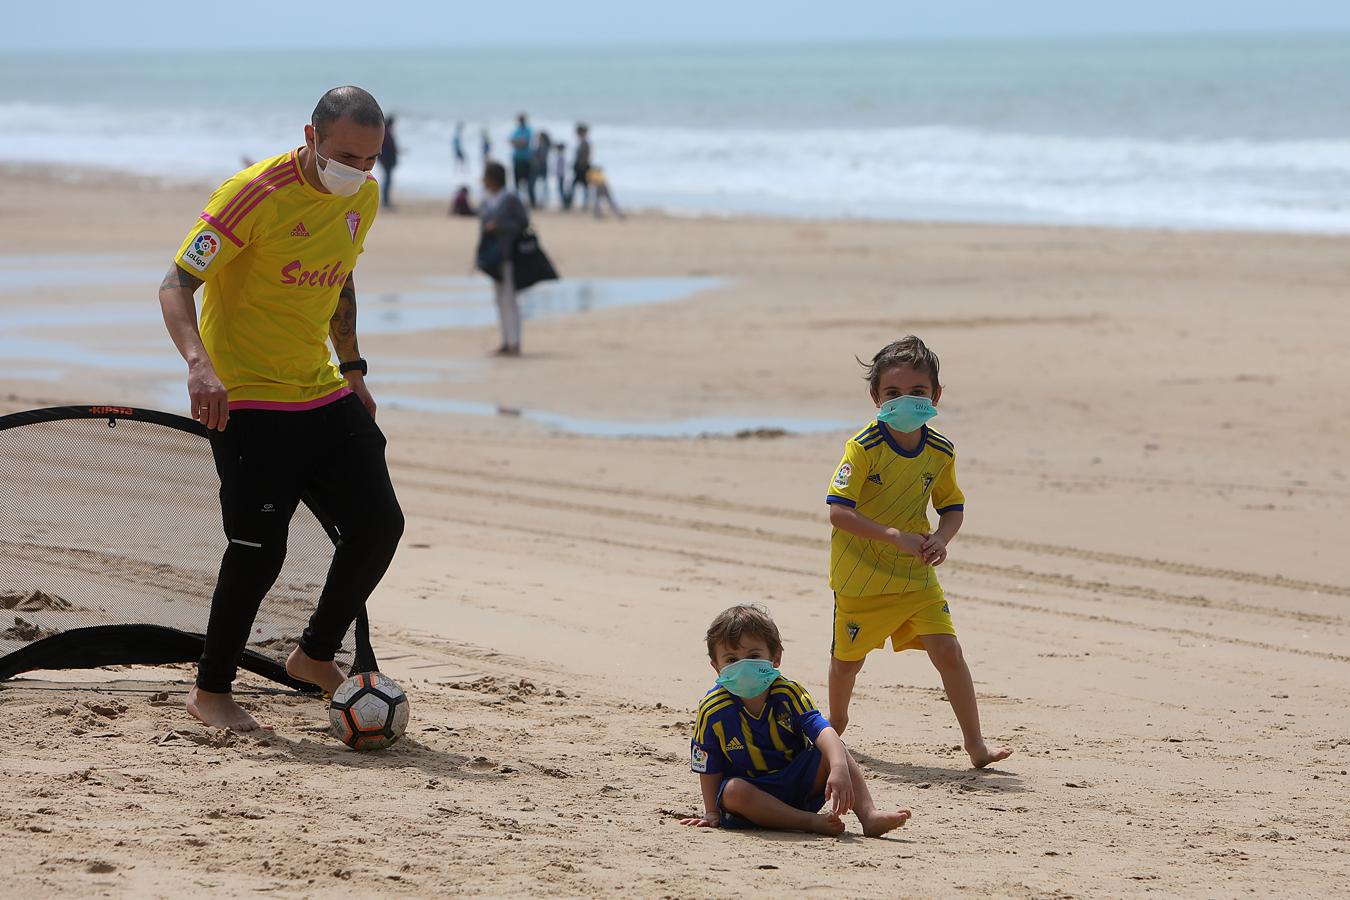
[[715, 658, 780, 699], [876, 395, 937, 434]]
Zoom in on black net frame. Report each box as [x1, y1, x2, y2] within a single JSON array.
[[0, 405, 377, 690]]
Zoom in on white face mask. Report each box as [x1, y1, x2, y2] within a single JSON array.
[[314, 150, 368, 196]]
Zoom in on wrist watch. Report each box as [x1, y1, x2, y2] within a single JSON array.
[[339, 358, 368, 376]]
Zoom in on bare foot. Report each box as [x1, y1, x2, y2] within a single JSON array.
[[186, 685, 267, 732], [285, 647, 347, 696], [859, 807, 912, 838], [807, 810, 847, 837], [968, 740, 1014, 769]]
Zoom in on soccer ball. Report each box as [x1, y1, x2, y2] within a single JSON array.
[[328, 672, 410, 750]]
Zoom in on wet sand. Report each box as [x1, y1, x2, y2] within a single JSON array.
[[2, 169, 1349, 897]]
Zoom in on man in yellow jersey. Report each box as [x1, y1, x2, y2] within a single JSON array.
[[158, 86, 404, 731]]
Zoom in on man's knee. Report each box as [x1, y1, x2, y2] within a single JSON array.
[[344, 498, 404, 554]]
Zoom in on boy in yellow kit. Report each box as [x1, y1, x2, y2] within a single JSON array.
[[826, 336, 1012, 768]]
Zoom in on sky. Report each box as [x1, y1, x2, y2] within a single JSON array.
[[7, 0, 1350, 51]]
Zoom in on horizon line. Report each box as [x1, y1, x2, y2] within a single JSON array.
[[5, 26, 1350, 55]]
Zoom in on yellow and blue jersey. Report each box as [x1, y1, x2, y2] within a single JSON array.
[[690, 676, 830, 778], [827, 422, 965, 596]]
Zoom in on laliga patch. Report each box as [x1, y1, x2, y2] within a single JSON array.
[[691, 746, 709, 773], [181, 231, 220, 272], [832, 463, 852, 489]]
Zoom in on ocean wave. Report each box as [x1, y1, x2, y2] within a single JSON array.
[[5, 102, 1349, 233]]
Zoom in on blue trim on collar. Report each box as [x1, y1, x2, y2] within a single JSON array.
[[878, 422, 927, 458]]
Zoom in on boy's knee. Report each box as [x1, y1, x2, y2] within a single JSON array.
[[829, 655, 865, 676], [719, 777, 749, 811], [925, 635, 964, 669]]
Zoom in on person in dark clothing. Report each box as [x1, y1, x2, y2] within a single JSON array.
[[555, 141, 572, 209], [570, 122, 592, 211], [378, 114, 398, 209], [533, 130, 552, 207], [479, 161, 530, 355], [449, 184, 476, 217]]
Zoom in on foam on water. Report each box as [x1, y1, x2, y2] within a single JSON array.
[[4, 36, 1350, 231]]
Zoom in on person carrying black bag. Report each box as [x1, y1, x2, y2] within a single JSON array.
[[476, 161, 558, 356], [477, 162, 530, 356]]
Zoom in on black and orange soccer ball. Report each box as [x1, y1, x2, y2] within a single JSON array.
[[328, 672, 410, 750]]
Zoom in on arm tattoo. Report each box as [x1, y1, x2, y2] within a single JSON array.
[[330, 274, 360, 358], [159, 262, 204, 294]]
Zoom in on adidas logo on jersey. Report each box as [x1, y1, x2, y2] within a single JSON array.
[[867, 474, 883, 485], [725, 737, 745, 751], [290, 221, 311, 237]]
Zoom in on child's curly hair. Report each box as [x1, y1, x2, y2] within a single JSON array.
[[859, 335, 941, 394], [705, 604, 784, 660]]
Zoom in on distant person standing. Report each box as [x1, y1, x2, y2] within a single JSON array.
[[378, 114, 398, 209], [480, 125, 492, 164], [510, 113, 536, 208], [452, 121, 467, 172], [554, 141, 571, 209], [533, 130, 552, 207], [571, 122, 592, 211], [477, 161, 529, 356]]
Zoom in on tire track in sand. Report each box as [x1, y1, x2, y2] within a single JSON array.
[[392, 461, 1350, 599]]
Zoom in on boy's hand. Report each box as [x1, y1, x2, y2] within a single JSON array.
[[679, 814, 720, 828], [921, 533, 948, 566], [889, 530, 928, 559], [825, 769, 854, 817]]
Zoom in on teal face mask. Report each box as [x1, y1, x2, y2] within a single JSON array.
[[715, 658, 780, 699], [876, 395, 937, 433]]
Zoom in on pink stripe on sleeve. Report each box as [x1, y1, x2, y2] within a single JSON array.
[[198, 213, 243, 247], [216, 161, 294, 223], [222, 174, 299, 231]]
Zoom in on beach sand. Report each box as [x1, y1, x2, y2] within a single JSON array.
[[2, 170, 1348, 897]]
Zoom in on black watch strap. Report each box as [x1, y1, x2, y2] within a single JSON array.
[[339, 358, 368, 376]]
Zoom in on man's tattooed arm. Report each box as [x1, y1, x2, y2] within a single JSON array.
[[159, 263, 204, 295], [330, 274, 361, 361]]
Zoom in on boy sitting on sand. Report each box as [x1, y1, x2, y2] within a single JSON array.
[[681, 604, 911, 837], [825, 336, 1012, 768]]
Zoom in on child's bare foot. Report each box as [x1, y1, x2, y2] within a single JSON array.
[[808, 810, 847, 837], [859, 807, 911, 837], [967, 740, 1014, 769], [186, 685, 267, 732], [285, 647, 347, 696]]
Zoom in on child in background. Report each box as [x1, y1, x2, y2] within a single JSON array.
[[683, 604, 911, 837], [826, 336, 1013, 769], [586, 165, 624, 220]]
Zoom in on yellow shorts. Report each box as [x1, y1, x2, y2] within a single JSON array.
[[831, 586, 954, 661]]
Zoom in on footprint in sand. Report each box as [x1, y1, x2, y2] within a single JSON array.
[[466, 755, 496, 773]]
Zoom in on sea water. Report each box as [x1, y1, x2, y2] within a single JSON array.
[[3, 34, 1350, 231]]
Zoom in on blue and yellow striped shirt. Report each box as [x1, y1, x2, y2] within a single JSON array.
[[690, 677, 830, 778]]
